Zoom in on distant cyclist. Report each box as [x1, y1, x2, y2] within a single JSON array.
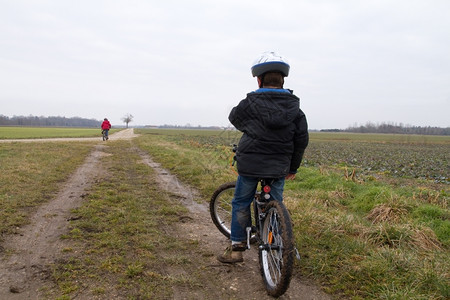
[[217, 51, 309, 263], [101, 118, 112, 140]]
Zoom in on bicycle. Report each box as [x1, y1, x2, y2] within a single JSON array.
[[210, 146, 299, 297], [102, 130, 109, 141]]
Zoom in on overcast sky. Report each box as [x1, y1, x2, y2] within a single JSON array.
[[1, 0, 449, 129]]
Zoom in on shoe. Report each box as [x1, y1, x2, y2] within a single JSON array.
[[231, 241, 247, 252], [217, 246, 244, 264]]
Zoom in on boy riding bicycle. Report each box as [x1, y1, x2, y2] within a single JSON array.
[[101, 118, 112, 140], [217, 51, 309, 263]]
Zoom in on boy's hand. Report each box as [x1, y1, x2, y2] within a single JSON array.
[[285, 173, 296, 180]]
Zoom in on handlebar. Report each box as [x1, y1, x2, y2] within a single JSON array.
[[231, 144, 237, 166]]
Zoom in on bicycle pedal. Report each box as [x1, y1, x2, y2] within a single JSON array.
[[246, 227, 252, 249]]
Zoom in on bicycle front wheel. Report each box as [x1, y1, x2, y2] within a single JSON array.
[[259, 200, 295, 297], [210, 181, 236, 239]]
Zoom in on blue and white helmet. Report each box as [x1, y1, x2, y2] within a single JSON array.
[[251, 51, 290, 77]]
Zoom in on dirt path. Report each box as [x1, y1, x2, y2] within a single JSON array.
[[0, 128, 139, 143], [0, 145, 109, 298], [0, 129, 331, 299]]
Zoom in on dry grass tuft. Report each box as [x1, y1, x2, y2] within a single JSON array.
[[413, 188, 447, 208], [328, 186, 347, 200], [410, 226, 442, 251], [361, 224, 408, 248], [367, 203, 408, 224], [319, 166, 329, 176], [361, 223, 443, 252]]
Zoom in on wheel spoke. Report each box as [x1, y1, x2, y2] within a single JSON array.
[[267, 211, 283, 284]]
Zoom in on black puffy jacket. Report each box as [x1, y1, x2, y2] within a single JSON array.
[[229, 90, 309, 178]]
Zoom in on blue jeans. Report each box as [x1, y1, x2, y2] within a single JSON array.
[[230, 175, 285, 242], [103, 129, 109, 136]]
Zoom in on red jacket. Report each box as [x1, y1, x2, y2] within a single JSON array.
[[101, 120, 111, 130]]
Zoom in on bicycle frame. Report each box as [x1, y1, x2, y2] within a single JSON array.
[[245, 179, 275, 249]]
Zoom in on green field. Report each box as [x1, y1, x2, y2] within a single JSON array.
[[142, 129, 450, 183], [144, 128, 450, 144], [1, 128, 448, 299], [0, 126, 119, 139], [310, 131, 450, 144]]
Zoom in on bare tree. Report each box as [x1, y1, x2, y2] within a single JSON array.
[[122, 113, 134, 128]]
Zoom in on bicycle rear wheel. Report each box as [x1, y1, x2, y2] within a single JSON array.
[[259, 200, 295, 297]]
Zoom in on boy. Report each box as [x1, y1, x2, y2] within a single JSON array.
[[218, 52, 309, 263]]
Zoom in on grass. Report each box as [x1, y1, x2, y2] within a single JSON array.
[[283, 169, 448, 298], [0, 142, 93, 238], [134, 128, 449, 300], [0, 126, 120, 139]]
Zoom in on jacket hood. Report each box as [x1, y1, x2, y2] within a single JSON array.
[[247, 91, 300, 129]]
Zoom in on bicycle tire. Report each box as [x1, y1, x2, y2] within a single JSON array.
[[210, 181, 257, 243], [209, 181, 236, 238], [258, 200, 295, 297]]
